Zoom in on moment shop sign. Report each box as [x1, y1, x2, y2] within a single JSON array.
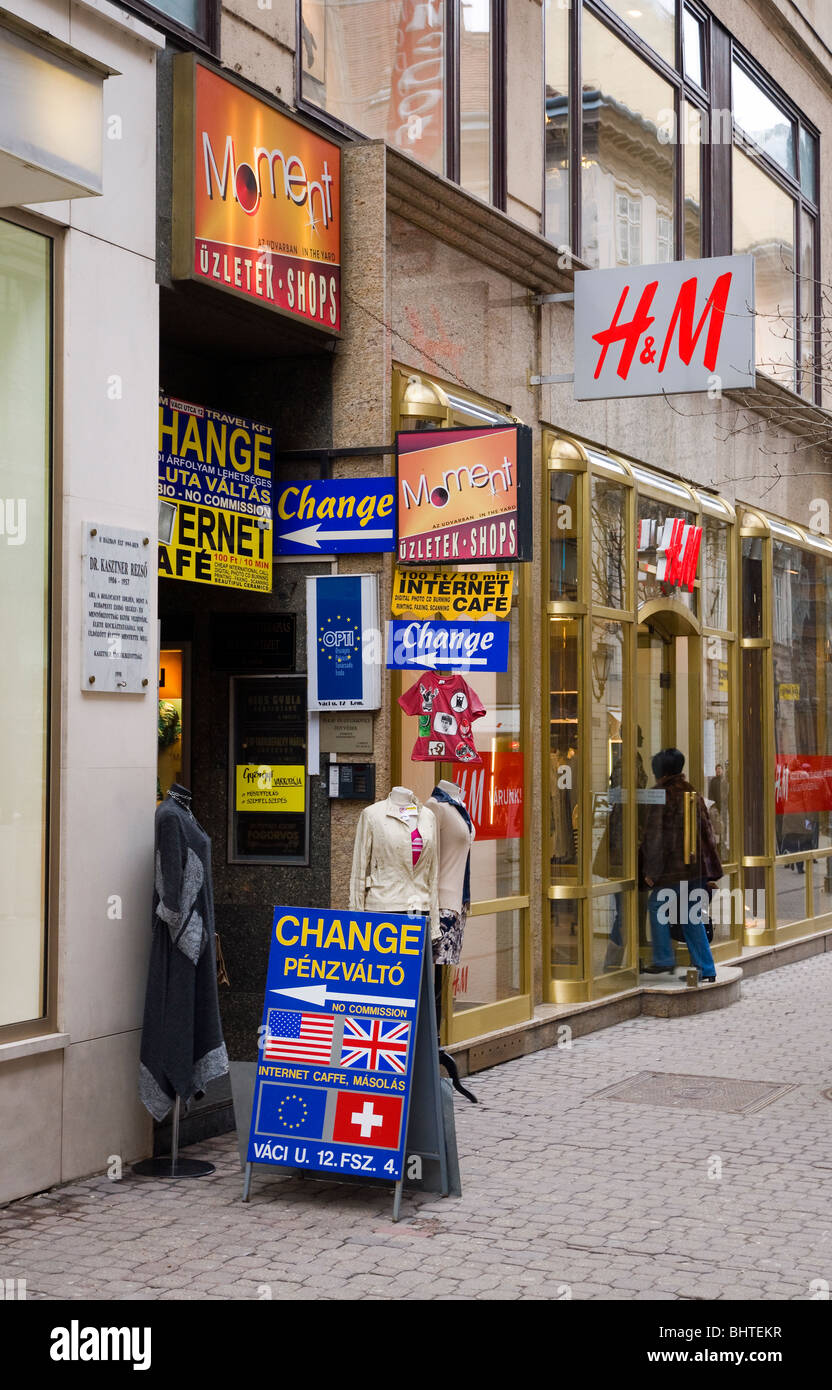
[[396, 425, 533, 563], [573, 254, 755, 399], [386, 620, 510, 672], [171, 56, 341, 332]]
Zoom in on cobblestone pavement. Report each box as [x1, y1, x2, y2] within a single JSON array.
[[3, 954, 832, 1301]]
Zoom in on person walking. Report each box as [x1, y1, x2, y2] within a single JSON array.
[[640, 748, 721, 983]]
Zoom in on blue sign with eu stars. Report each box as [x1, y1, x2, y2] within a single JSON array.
[[246, 906, 426, 1183], [274, 479, 396, 554], [306, 574, 382, 710]]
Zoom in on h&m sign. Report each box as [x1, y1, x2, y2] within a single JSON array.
[[574, 255, 755, 399]]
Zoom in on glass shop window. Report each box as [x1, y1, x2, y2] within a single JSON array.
[[0, 218, 51, 1029]]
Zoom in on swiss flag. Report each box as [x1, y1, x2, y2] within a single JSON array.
[[332, 1091, 403, 1150]]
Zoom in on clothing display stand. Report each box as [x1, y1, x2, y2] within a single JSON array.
[[132, 1096, 215, 1179], [135, 781, 228, 1178]]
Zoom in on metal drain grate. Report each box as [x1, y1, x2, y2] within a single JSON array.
[[594, 1070, 797, 1115]]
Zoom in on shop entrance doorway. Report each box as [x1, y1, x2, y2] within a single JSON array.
[[636, 602, 702, 966]]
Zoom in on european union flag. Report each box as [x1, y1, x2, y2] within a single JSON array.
[[253, 1083, 327, 1141]]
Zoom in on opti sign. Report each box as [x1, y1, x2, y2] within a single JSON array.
[[574, 254, 755, 399], [158, 393, 272, 592], [172, 57, 341, 332], [247, 906, 425, 1182], [396, 425, 533, 564], [306, 574, 382, 710]]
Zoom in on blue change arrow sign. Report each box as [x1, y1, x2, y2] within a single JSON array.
[[386, 619, 510, 672], [275, 479, 396, 554]]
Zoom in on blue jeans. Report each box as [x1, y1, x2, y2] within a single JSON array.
[[647, 879, 716, 979]]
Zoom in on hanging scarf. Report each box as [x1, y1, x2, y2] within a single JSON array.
[[431, 785, 473, 908]]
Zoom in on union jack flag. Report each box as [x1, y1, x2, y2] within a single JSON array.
[[339, 1017, 411, 1074]]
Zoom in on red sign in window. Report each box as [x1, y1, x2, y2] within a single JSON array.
[[775, 756, 832, 816], [456, 750, 524, 841]]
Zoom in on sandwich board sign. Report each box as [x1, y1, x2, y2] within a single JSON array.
[[243, 905, 446, 1216]]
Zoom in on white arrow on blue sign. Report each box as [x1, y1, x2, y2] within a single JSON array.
[[275, 479, 396, 554], [386, 619, 510, 673]]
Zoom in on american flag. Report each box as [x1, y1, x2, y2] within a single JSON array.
[[340, 1017, 411, 1074], [263, 1009, 335, 1064]]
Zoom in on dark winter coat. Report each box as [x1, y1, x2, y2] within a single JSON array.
[[640, 773, 723, 888], [139, 790, 228, 1120]]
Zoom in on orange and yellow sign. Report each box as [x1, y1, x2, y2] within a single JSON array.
[[396, 426, 531, 564], [173, 57, 341, 331]]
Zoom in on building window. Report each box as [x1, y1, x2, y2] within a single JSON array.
[[732, 146, 795, 390], [119, 0, 218, 49], [542, 2, 821, 402], [604, 0, 676, 65], [615, 192, 641, 265], [0, 218, 51, 1032], [656, 212, 673, 262], [581, 10, 674, 270], [682, 6, 705, 87], [300, 1, 504, 206], [731, 57, 819, 399]]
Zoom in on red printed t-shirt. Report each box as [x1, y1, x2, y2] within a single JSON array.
[[398, 673, 486, 766]]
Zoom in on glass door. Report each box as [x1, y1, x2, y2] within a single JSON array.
[[636, 615, 702, 966]]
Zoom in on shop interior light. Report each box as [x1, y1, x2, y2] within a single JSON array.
[[400, 374, 449, 426], [591, 641, 614, 700]]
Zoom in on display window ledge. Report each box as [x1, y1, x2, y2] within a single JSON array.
[[0, 1032, 69, 1064]]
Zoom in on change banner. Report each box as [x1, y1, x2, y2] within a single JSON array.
[[247, 906, 426, 1183], [158, 393, 273, 592]]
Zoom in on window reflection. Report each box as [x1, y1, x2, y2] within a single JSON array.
[[592, 477, 627, 610], [301, 0, 446, 175], [460, 0, 491, 200], [550, 900, 581, 974], [703, 637, 731, 861], [604, 0, 675, 65], [581, 9, 675, 270], [799, 211, 817, 401], [683, 7, 704, 87], [544, 0, 570, 249], [550, 620, 580, 875], [773, 543, 832, 873], [732, 60, 796, 178], [733, 147, 796, 388], [590, 621, 628, 883], [702, 518, 729, 630], [452, 909, 524, 1011], [549, 472, 579, 602], [636, 495, 697, 614], [0, 219, 51, 1028], [683, 103, 702, 259]]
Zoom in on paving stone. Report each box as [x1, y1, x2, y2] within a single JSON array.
[[2, 954, 832, 1300]]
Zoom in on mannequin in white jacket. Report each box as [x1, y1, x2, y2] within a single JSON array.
[[349, 787, 440, 943]]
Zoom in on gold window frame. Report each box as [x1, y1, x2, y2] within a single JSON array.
[[392, 367, 533, 1044]]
